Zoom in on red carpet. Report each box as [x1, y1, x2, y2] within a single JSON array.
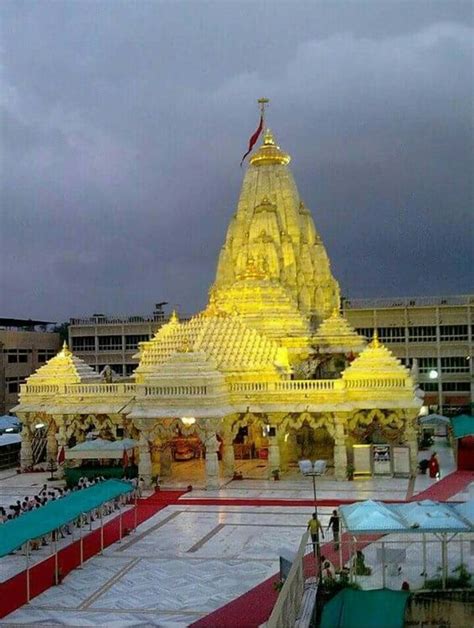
[[409, 470, 474, 502], [190, 532, 380, 628], [0, 489, 185, 619], [178, 497, 405, 507], [190, 472, 473, 628]]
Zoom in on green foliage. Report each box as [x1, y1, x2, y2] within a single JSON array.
[[425, 563, 472, 590], [52, 322, 69, 343]]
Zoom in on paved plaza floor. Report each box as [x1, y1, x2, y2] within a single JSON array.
[[1, 439, 472, 627]]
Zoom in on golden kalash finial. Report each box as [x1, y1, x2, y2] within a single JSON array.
[[250, 127, 291, 166], [371, 329, 380, 348], [60, 340, 71, 356], [170, 310, 179, 324]]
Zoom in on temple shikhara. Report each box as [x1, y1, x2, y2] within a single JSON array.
[[14, 118, 422, 488]]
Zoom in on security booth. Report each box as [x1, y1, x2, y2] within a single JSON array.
[[352, 444, 410, 478]]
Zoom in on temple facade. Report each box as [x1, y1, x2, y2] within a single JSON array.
[[14, 128, 422, 487]]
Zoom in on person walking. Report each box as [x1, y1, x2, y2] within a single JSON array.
[[307, 512, 324, 555], [327, 509, 340, 550]]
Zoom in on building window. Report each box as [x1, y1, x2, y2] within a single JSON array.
[[420, 382, 438, 392], [418, 357, 438, 372], [378, 327, 406, 342], [440, 357, 470, 373], [6, 349, 29, 363], [109, 364, 123, 375], [6, 377, 25, 394], [408, 326, 437, 342], [125, 334, 150, 350], [72, 336, 96, 351], [442, 382, 471, 392], [355, 328, 374, 340], [125, 364, 136, 375], [37, 349, 57, 363], [98, 336, 123, 351], [439, 325, 468, 341]]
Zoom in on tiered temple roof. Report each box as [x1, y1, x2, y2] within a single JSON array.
[[214, 128, 340, 323], [313, 309, 366, 354], [27, 342, 97, 385], [342, 332, 412, 385], [134, 305, 290, 384]]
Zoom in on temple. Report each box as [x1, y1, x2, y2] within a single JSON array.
[[14, 124, 422, 487]]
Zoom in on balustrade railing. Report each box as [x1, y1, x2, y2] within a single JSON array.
[[20, 375, 412, 401]]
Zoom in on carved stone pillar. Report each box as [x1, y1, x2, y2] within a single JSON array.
[[47, 421, 58, 462], [160, 442, 172, 477], [221, 428, 235, 477], [403, 412, 419, 476], [333, 413, 348, 481], [204, 431, 220, 490], [138, 430, 153, 488], [55, 416, 68, 479], [267, 431, 281, 479], [19, 417, 33, 471]]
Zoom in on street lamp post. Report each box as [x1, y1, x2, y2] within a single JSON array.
[[299, 460, 325, 580]]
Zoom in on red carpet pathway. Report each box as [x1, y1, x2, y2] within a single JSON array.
[[190, 470, 473, 628], [0, 489, 185, 619]]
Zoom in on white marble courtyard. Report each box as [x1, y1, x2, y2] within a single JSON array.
[[1, 440, 472, 627]]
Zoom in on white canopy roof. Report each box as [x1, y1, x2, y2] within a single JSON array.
[[65, 438, 137, 460]]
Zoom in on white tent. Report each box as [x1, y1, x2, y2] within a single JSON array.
[[65, 438, 137, 460]]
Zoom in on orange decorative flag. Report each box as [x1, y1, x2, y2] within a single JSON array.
[[57, 445, 65, 465], [240, 115, 263, 166]]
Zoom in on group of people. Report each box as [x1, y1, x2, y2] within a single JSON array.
[[307, 508, 340, 552], [0, 476, 114, 525]]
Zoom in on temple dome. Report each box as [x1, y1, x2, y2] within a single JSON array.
[[313, 309, 366, 354], [134, 306, 290, 384], [342, 333, 412, 384], [26, 342, 97, 385], [211, 258, 312, 361], [214, 127, 340, 324]]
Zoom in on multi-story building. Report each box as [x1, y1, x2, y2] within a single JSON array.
[[0, 318, 61, 414], [68, 304, 184, 376], [342, 295, 473, 416]]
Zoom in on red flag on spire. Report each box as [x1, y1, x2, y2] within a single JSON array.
[[240, 115, 263, 166], [57, 446, 65, 465]]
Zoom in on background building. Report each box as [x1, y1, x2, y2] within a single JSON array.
[[0, 318, 61, 414], [342, 294, 473, 416], [68, 303, 187, 376]]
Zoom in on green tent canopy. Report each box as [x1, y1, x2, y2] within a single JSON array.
[[0, 479, 133, 558], [450, 414, 474, 439], [320, 589, 410, 628]]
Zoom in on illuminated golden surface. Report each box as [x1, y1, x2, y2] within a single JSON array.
[[26, 341, 97, 385], [313, 308, 366, 354], [214, 130, 340, 322], [15, 123, 421, 485]]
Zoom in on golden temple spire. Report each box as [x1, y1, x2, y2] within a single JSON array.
[[250, 128, 291, 166], [61, 340, 71, 356], [371, 329, 380, 348]]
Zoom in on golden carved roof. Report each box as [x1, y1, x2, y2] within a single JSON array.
[[214, 125, 340, 323], [249, 129, 291, 166], [313, 309, 366, 354], [342, 332, 411, 382], [27, 342, 97, 385], [134, 309, 290, 384]]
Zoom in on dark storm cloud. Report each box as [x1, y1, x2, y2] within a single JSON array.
[[1, 1, 472, 321]]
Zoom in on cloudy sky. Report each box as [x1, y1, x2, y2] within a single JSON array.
[[1, 1, 472, 322]]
